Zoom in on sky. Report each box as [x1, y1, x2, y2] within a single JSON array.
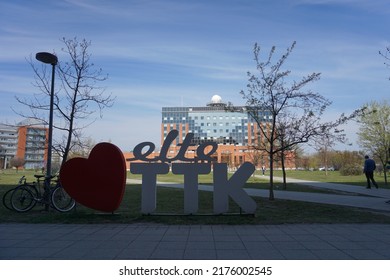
[[1, 0, 389, 153]]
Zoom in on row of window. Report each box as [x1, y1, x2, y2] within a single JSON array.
[[163, 122, 259, 128], [0, 144, 15, 148], [162, 115, 248, 121], [189, 129, 244, 134], [25, 156, 44, 160]]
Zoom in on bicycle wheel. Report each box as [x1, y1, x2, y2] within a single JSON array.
[[51, 186, 75, 212], [10, 186, 36, 212], [2, 188, 15, 211]]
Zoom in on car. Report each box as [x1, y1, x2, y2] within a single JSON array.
[[319, 167, 334, 171]]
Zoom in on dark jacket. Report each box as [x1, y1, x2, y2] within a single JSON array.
[[364, 158, 376, 173]]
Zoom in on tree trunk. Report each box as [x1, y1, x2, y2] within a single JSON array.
[[269, 148, 275, 200], [61, 78, 79, 166], [281, 151, 287, 190]]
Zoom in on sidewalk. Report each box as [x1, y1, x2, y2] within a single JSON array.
[[253, 175, 390, 212], [1, 223, 390, 260]]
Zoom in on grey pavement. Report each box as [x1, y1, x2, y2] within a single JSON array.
[[251, 175, 390, 212], [1, 223, 390, 260], [2, 177, 390, 260]]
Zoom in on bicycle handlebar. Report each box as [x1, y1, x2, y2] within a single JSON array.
[[18, 176, 26, 184]]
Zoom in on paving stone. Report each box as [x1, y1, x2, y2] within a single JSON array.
[[1, 223, 390, 260], [279, 249, 319, 260], [184, 249, 217, 260], [216, 249, 251, 260], [150, 249, 185, 259]]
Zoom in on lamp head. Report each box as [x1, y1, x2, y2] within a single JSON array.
[[36, 52, 58, 65]]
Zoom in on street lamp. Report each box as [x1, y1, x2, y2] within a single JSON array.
[[36, 52, 57, 210]]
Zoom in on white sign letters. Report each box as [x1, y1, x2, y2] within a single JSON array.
[[127, 130, 257, 215]]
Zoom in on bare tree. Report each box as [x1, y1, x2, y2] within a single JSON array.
[[240, 42, 364, 200], [67, 136, 96, 159], [379, 46, 390, 80], [15, 37, 114, 168], [312, 126, 348, 174], [240, 42, 325, 199]]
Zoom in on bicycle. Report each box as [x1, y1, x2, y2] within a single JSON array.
[[7, 174, 75, 213], [51, 177, 76, 212], [2, 175, 26, 211]]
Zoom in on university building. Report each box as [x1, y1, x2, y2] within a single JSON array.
[[125, 95, 295, 170], [0, 124, 18, 169], [0, 119, 48, 169]]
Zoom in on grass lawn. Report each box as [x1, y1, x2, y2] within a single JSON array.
[[1, 169, 390, 224]]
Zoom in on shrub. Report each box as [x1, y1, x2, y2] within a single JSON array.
[[340, 164, 362, 176]]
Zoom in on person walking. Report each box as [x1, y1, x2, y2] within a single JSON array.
[[364, 155, 379, 189], [261, 165, 266, 176]]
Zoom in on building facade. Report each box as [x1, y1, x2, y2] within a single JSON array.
[[124, 95, 295, 170], [0, 124, 18, 169], [0, 119, 48, 170], [161, 95, 272, 147]]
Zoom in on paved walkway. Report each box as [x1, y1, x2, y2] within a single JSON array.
[[128, 176, 390, 212], [1, 223, 390, 260], [253, 175, 390, 212], [1, 177, 390, 260]]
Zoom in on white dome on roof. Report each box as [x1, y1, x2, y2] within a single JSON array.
[[211, 95, 222, 104]]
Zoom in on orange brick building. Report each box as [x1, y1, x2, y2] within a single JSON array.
[[16, 124, 48, 169]]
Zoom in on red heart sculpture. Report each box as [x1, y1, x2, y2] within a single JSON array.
[[60, 142, 126, 212]]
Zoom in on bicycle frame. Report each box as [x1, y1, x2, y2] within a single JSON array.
[[6, 174, 75, 213]]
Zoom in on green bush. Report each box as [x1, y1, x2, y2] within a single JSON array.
[[340, 164, 362, 176]]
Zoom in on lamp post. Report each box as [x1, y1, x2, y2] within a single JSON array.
[[36, 52, 57, 210]]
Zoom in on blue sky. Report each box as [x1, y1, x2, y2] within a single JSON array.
[[1, 0, 389, 152]]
